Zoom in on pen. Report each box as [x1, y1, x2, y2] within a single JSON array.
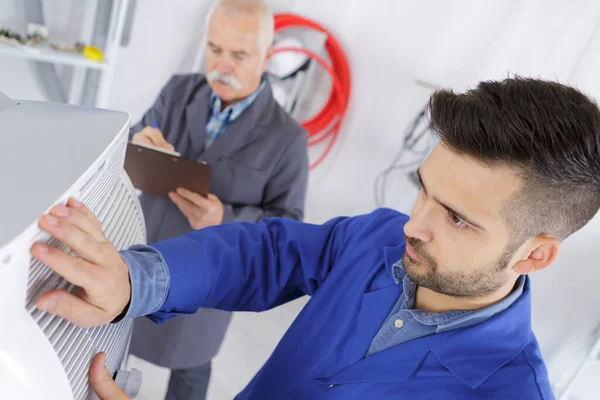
[[151, 119, 159, 129]]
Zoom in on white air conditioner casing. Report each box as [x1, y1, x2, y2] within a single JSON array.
[[0, 92, 146, 399]]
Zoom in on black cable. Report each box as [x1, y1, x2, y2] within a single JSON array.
[[374, 104, 432, 207], [376, 159, 425, 209]]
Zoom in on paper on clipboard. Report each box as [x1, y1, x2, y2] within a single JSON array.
[[134, 141, 181, 157], [124, 143, 211, 199]]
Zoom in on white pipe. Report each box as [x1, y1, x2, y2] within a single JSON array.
[[68, 0, 99, 105], [96, 0, 130, 108]]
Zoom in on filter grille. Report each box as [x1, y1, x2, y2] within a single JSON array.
[[25, 139, 145, 400]]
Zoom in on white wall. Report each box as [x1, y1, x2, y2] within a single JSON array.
[[2, 0, 600, 390]]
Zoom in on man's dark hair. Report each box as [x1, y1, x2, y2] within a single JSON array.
[[429, 76, 600, 241]]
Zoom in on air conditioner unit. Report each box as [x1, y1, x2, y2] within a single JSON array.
[[0, 92, 145, 399]]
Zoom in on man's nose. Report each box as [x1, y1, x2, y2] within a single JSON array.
[[215, 61, 234, 75]]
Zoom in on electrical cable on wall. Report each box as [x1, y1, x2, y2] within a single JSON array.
[[273, 14, 351, 170], [374, 103, 434, 208]]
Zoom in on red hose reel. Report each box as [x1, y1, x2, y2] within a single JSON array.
[[273, 14, 351, 170]]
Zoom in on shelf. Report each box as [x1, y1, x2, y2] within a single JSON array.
[[0, 43, 108, 70]]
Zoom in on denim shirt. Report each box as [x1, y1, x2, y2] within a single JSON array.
[[366, 262, 525, 357], [119, 246, 170, 319], [204, 79, 267, 147]]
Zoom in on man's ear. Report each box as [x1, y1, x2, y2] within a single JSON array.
[[261, 46, 274, 73], [512, 236, 560, 275]]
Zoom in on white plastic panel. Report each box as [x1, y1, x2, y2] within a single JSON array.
[[24, 164, 145, 400], [0, 94, 145, 400]]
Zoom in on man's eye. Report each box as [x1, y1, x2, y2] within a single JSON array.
[[449, 212, 469, 230]]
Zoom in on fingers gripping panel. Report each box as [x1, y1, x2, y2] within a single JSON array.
[[25, 147, 146, 399]]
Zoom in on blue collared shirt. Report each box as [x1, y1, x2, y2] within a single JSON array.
[[204, 80, 267, 147], [366, 262, 525, 357]]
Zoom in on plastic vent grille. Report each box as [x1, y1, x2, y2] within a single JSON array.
[[25, 142, 146, 399]]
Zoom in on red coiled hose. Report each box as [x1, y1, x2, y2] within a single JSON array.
[[273, 14, 351, 170]]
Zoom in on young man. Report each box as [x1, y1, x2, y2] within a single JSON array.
[[128, 0, 308, 398], [34, 77, 600, 399]]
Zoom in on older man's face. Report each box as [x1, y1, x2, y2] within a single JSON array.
[[204, 7, 271, 106]]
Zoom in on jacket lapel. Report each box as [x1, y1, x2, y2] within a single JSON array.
[[201, 83, 276, 165], [183, 82, 212, 159], [318, 332, 450, 385], [318, 275, 534, 388], [347, 245, 407, 362], [428, 277, 533, 389]]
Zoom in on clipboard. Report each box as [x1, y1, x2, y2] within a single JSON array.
[[124, 143, 211, 199]]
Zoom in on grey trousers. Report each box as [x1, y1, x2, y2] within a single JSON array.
[[165, 361, 212, 400]]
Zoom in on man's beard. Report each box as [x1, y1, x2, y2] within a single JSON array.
[[402, 236, 514, 299]]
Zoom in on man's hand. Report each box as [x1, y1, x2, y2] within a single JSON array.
[[169, 188, 224, 230], [30, 198, 131, 328], [131, 126, 176, 153], [89, 353, 130, 400]]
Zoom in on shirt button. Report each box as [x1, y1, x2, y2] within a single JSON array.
[[394, 319, 404, 329], [328, 384, 334, 388]]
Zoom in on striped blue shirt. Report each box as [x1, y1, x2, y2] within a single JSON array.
[[205, 80, 267, 147]]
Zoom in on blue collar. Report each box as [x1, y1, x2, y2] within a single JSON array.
[[381, 244, 533, 388], [392, 261, 526, 332]]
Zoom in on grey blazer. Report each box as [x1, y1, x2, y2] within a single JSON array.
[[128, 73, 308, 369]]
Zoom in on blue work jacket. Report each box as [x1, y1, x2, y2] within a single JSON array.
[[137, 208, 554, 399]]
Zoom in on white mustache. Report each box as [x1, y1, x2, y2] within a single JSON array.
[[206, 70, 243, 90]]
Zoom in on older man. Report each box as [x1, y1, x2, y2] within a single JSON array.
[[127, 0, 308, 398]]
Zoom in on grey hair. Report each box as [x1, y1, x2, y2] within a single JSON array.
[[204, 0, 274, 59]]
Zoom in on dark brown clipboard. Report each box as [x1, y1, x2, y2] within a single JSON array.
[[124, 143, 211, 199]]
